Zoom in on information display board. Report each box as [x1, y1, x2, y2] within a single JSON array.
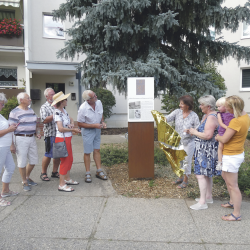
[[127, 77, 154, 122]]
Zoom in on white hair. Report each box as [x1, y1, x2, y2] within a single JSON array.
[[82, 90, 93, 101], [17, 92, 27, 104], [0, 93, 7, 103], [198, 95, 216, 110], [44, 88, 54, 98], [216, 97, 226, 106]]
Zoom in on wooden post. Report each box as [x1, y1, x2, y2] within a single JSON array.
[[128, 122, 154, 179]]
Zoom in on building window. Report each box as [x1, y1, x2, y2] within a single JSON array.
[[46, 83, 65, 94], [241, 69, 250, 91], [0, 10, 15, 20], [43, 14, 65, 39], [242, 22, 250, 39], [0, 68, 17, 86]]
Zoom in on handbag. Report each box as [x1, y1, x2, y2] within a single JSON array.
[[53, 134, 68, 159]]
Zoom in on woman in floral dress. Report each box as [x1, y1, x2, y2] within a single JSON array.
[[188, 95, 221, 210]]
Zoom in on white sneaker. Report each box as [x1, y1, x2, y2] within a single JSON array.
[[195, 198, 213, 204], [190, 203, 208, 210]]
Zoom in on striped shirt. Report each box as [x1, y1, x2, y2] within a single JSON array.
[[40, 101, 56, 137], [9, 107, 37, 135]]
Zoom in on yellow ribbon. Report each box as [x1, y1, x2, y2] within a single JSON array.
[[151, 110, 187, 177]]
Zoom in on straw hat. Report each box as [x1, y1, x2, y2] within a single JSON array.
[[51, 91, 71, 106]]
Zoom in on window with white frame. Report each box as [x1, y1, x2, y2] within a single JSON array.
[[241, 69, 250, 91], [43, 14, 65, 39], [242, 21, 250, 39]]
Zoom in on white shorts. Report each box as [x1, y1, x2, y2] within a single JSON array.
[[222, 152, 244, 173], [15, 136, 39, 168]]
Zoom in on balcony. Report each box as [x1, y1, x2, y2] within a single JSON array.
[[0, 28, 24, 47]]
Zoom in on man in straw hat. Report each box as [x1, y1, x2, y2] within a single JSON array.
[[40, 88, 60, 181], [77, 90, 108, 183]]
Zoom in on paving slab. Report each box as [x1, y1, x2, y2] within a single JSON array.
[[1, 238, 88, 250], [186, 199, 250, 244], [0, 196, 104, 239], [205, 244, 250, 250], [90, 240, 206, 250], [95, 197, 202, 243]]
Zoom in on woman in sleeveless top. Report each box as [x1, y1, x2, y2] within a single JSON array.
[[188, 95, 221, 210]]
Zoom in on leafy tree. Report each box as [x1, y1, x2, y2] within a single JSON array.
[[53, 0, 250, 98], [92, 87, 116, 119], [0, 96, 18, 119], [161, 62, 226, 119]]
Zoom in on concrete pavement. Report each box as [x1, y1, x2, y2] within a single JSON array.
[[1, 135, 250, 250]]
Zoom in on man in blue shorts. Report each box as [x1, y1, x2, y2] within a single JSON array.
[[77, 90, 107, 183], [40, 88, 60, 181]]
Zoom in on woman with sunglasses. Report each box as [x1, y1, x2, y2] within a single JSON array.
[[51, 92, 81, 192]]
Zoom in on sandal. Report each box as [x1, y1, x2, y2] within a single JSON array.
[[172, 177, 183, 184], [1, 190, 19, 198], [177, 181, 188, 189], [40, 173, 50, 181], [221, 202, 234, 209], [58, 185, 74, 192], [85, 173, 92, 183], [51, 172, 60, 178], [64, 179, 79, 185], [222, 213, 241, 221], [96, 170, 107, 180], [0, 198, 11, 207]]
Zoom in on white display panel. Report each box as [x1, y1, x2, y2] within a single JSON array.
[[127, 77, 154, 99], [127, 77, 154, 122]]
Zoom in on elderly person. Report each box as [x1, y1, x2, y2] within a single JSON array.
[[9, 92, 41, 192], [165, 95, 200, 188], [215, 96, 250, 221], [77, 90, 107, 183], [0, 93, 19, 206], [40, 88, 60, 181], [188, 95, 220, 210], [51, 92, 81, 192]]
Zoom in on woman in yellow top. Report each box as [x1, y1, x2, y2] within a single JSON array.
[[215, 95, 250, 221]]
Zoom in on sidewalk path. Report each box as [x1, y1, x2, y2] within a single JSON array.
[[0, 135, 250, 249]]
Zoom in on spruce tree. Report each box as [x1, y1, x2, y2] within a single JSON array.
[[53, 0, 250, 98]]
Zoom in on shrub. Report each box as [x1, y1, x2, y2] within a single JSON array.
[[154, 146, 169, 166], [101, 144, 170, 167], [92, 87, 116, 119], [100, 144, 128, 167], [246, 132, 250, 141], [0, 96, 18, 119]]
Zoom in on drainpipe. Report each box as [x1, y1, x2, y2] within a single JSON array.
[[23, 0, 30, 95], [76, 69, 82, 106]]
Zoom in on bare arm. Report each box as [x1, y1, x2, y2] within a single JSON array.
[[77, 121, 103, 129], [57, 121, 80, 133], [0, 124, 17, 137], [189, 115, 218, 140], [215, 127, 236, 143], [217, 113, 227, 129], [43, 115, 53, 124], [100, 115, 107, 129]]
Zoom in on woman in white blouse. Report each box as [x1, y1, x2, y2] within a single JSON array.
[[0, 93, 19, 206], [51, 92, 81, 192], [165, 95, 200, 188]]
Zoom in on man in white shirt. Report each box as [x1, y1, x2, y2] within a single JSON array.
[[77, 90, 107, 183]]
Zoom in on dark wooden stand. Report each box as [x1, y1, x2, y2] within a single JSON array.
[[128, 122, 154, 179]]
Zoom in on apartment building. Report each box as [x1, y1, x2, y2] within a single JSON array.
[[217, 0, 250, 113], [2, 0, 248, 127], [0, 0, 84, 121]]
